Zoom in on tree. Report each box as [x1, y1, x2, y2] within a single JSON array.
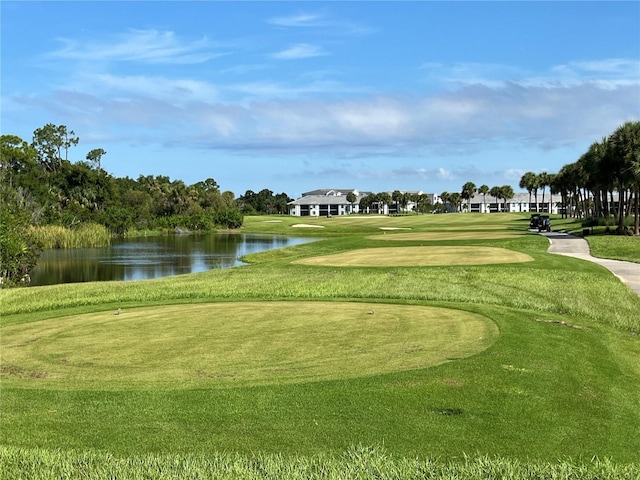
[[609, 121, 640, 234], [500, 185, 515, 211], [538, 172, 550, 212], [1, 135, 37, 188], [391, 190, 403, 214], [519, 172, 537, 211], [448, 192, 462, 212], [461, 181, 476, 212], [440, 191, 450, 213], [489, 186, 501, 212], [31, 124, 79, 172], [86, 148, 107, 170], [478, 184, 489, 213], [0, 188, 42, 286], [346, 191, 357, 213], [377, 192, 391, 214]]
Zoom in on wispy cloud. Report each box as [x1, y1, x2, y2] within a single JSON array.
[[267, 12, 371, 35], [50, 29, 225, 64], [271, 43, 329, 60], [423, 59, 640, 90], [268, 13, 326, 28]]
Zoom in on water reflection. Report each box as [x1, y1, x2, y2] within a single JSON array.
[[29, 233, 316, 286]]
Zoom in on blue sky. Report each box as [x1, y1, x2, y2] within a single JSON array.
[[2, 1, 639, 198]]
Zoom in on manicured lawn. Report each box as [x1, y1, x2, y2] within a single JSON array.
[[1, 213, 639, 477]]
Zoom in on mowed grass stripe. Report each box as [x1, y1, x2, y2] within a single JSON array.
[[368, 231, 525, 240], [0, 302, 498, 390], [294, 246, 534, 266]]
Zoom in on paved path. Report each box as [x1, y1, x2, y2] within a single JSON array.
[[541, 232, 640, 298]]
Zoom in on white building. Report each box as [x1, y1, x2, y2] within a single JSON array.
[[288, 189, 442, 216], [288, 189, 367, 217], [465, 192, 559, 214]]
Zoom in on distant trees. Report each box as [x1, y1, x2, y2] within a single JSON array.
[[552, 121, 639, 234], [238, 189, 291, 215], [2, 124, 246, 241]]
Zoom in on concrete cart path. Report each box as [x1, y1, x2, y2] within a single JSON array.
[[541, 232, 640, 298]]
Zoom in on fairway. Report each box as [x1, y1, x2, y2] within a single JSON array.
[[294, 246, 534, 266], [368, 231, 524, 241], [1, 302, 498, 390]]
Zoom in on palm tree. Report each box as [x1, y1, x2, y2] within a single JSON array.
[[478, 184, 489, 213], [346, 191, 357, 213], [461, 181, 476, 213], [489, 186, 501, 212], [519, 172, 537, 211], [538, 172, 550, 212], [440, 191, 450, 213], [449, 192, 462, 212], [377, 191, 392, 215], [501, 185, 515, 212], [609, 121, 640, 234]]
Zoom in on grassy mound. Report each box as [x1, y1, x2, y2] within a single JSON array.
[[1, 302, 497, 390], [294, 246, 533, 266]]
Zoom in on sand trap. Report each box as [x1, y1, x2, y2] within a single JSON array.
[[292, 224, 325, 228], [379, 227, 412, 230], [294, 246, 533, 267]]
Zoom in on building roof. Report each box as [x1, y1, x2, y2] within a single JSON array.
[[289, 193, 366, 206]]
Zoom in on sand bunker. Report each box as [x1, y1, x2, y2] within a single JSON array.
[[294, 246, 533, 267], [379, 227, 412, 230], [292, 224, 325, 228]]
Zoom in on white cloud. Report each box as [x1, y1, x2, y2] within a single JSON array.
[[271, 44, 329, 60], [50, 29, 225, 64], [268, 13, 326, 28]]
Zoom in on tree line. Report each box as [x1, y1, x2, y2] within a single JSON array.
[[0, 123, 288, 286], [445, 121, 639, 233]]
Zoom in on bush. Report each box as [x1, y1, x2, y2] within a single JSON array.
[[215, 208, 244, 229]]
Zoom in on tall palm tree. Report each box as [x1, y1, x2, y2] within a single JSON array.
[[461, 181, 476, 212], [538, 172, 550, 212], [519, 172, 537, 211], [478, 184, 489, 213], [609, 121, 640, 234], [501, 185, 515, 212], [489, 186, 501, 212], [440, 191, 450, 213]]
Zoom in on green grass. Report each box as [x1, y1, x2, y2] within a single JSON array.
[[587, 234, 640, 263], [1, 302, 497, 389], [2, 445, 639, 480], [2, 212, 640, 477]]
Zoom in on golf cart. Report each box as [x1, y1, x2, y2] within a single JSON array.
[[529, 214, 541, 229], [538, 215, 551, 232]]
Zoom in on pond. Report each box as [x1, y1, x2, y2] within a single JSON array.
[[29, 233, 317, 286]]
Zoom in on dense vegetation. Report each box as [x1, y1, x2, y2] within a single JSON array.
[[0, 124, 251, 285]]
